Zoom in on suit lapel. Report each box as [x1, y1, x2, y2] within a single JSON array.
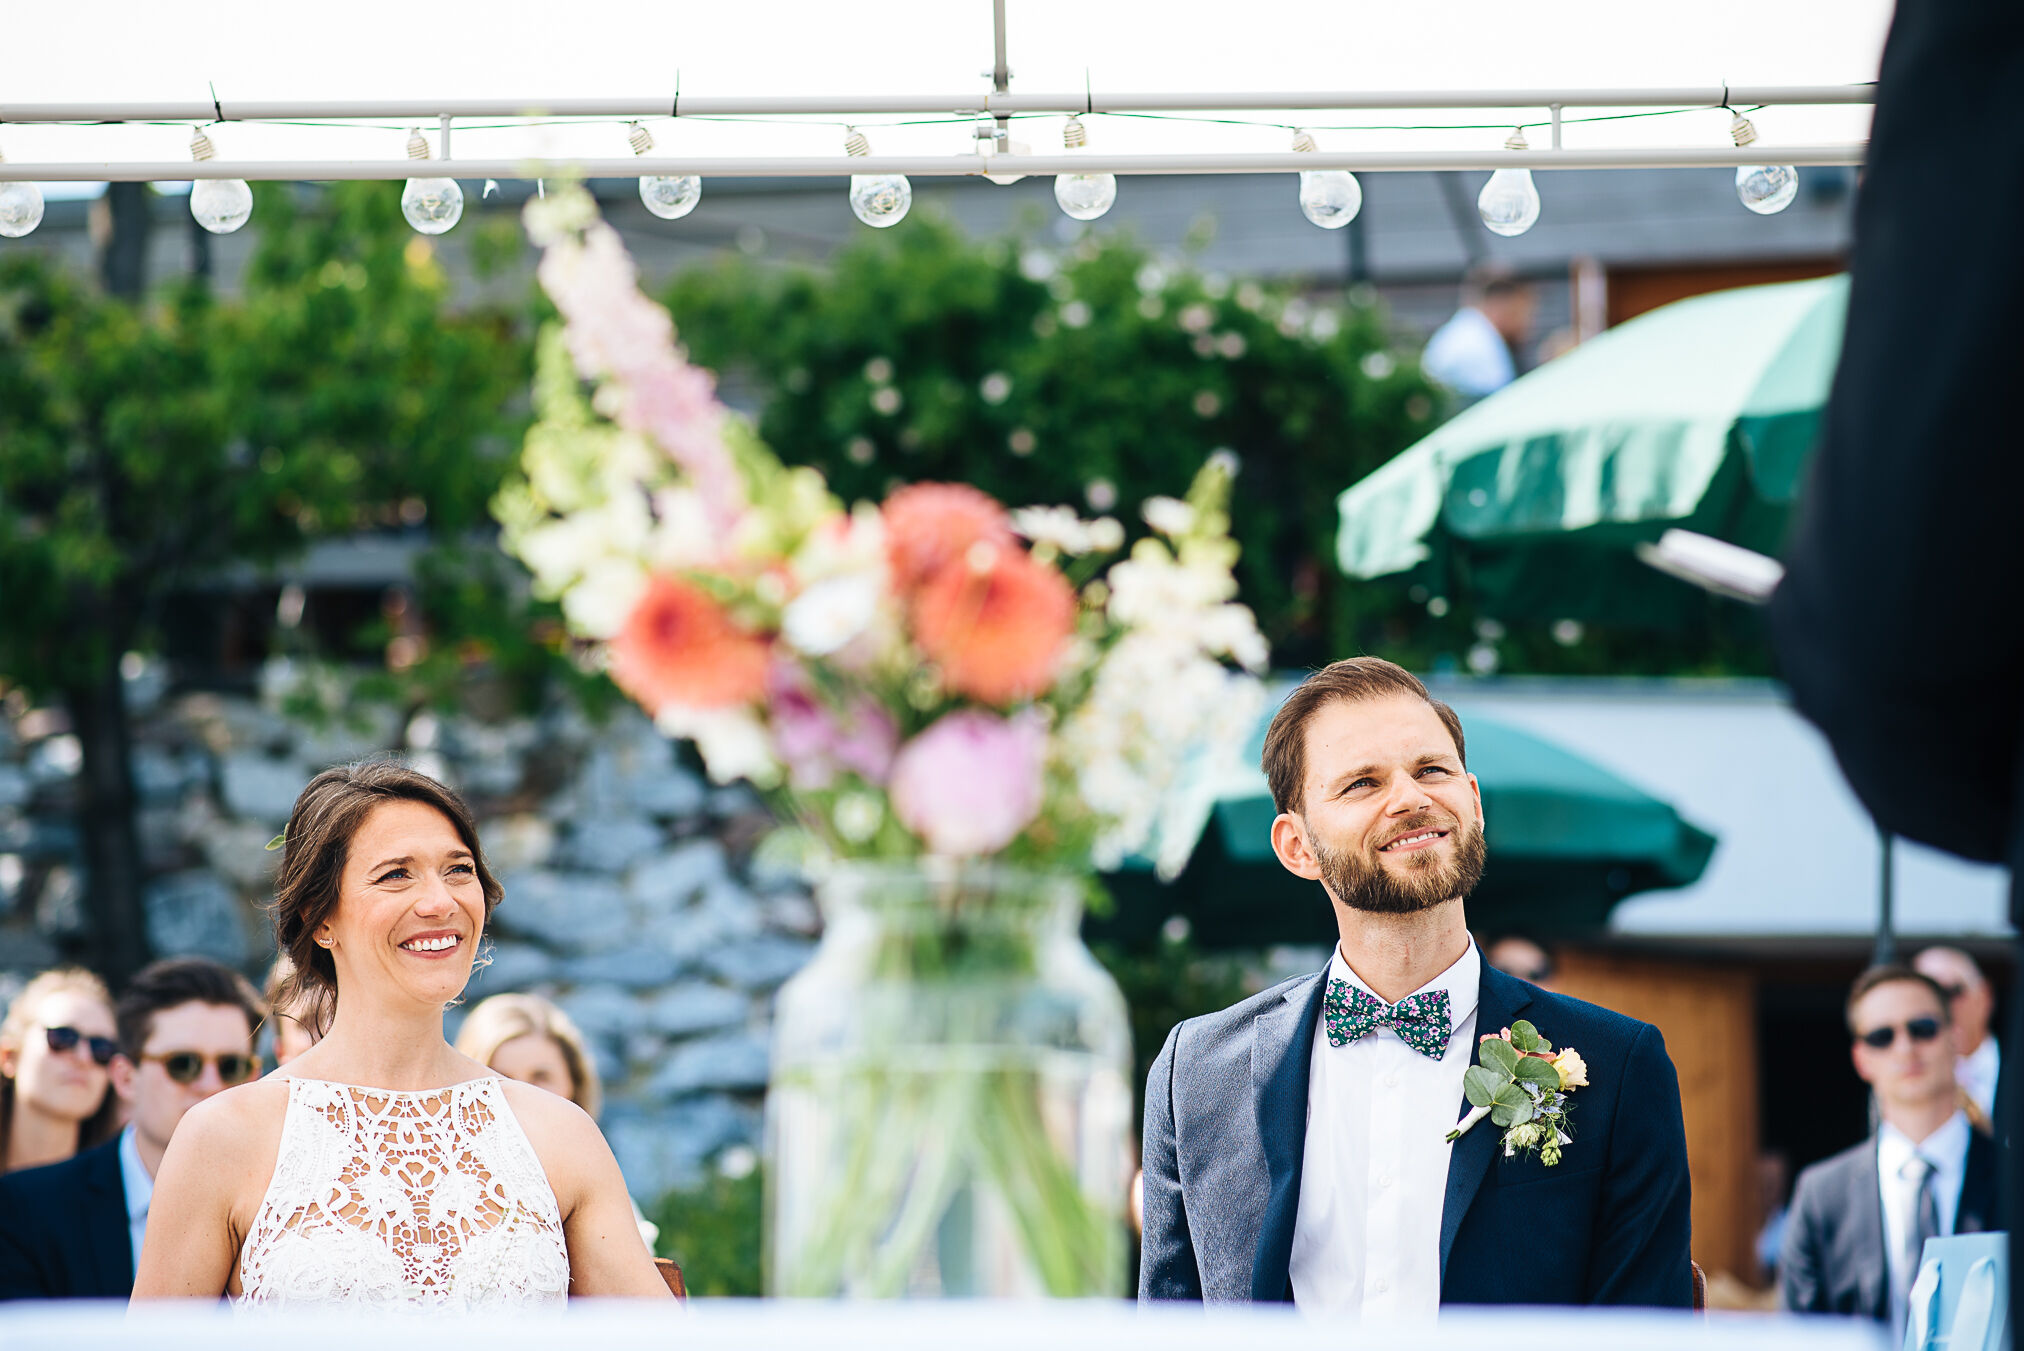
[[81, 1140, 136, 1295], [1249, 971, 1327, 1301], [1439, 961, 1532, 1284], [1855, 1138, 1888, 1321]]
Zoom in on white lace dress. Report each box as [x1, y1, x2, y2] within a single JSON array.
[[235, 1077, 570, 1310]]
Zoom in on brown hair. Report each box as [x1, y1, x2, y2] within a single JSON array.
[[115, 957, 264, 1059], [0, 968, 120, 1166], [1846, 964, 1953, 1034], [1262, 657, 1466, 816], [453, 993, 602, 1121], [270, 760, 503, 1036]]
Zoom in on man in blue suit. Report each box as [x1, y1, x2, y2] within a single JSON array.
[[1139, 657, 1692, 1313]]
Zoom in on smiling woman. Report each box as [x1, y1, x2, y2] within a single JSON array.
[[127, 760, 672, 1309]]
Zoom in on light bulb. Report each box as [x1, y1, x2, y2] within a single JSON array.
[[187, 129, 252, 234], [1477, 129, 1541, 236], [1730, 115, 1799, 215], [628, 124, 701, 221], [400, 129, 464, 235], [843, 128, 911, 228], [1053, 116, 1117, 221], [0, 151, 42, 238], [1291, 129, 1361, 230]]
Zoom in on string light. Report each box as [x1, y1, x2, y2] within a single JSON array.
[[628, 123, 701, 221], [1477, 128, 1541, 236], [843, 127, 911, 228], [1053, 115, 1117, 221], [0, 148, 44, 238], [187, 128, 253, 234], [1291, 129, 1361, 229], [400, 128, 463, 235], [1729, 114, 1798, 215]]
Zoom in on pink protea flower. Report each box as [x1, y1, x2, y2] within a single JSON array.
[[608, 575, 770, 712], [888, 710, 1048, 857]]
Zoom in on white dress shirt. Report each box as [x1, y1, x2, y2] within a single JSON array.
[[117, 1124, 155, 1272], [1958, 1037, 1999, 1120], [1289, 941, 1481, 1321], [1421, 307, 1515, 397], [1877, 1110, 1970, 1335]]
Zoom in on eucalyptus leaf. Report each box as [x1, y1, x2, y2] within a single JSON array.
[[1463, 1066, 1506, 1107], [1490, 1103, 1519, 1128], [1479, 1037, 1519, 1075], [1513, 1056, 1562, 1088], [1508, 1020, 1542, 1053]]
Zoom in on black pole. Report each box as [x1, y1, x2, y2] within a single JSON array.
[[1872, 828, 1897, 966]]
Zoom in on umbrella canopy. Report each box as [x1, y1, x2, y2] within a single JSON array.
[[1334, 274, 1848, 624], [1097, 705, 1716, 950]]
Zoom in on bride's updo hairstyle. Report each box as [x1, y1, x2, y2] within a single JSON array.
[[270, 761, 503, 1034]]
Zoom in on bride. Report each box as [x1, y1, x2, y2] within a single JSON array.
[[133, 762, 670, 1307]]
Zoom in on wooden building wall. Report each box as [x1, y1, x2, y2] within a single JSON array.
[[1551, 950, 1762, 1286]]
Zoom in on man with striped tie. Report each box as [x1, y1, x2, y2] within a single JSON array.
[[1782, 967, 2001, 1334]]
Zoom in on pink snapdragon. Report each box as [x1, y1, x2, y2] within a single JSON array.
[[769, 664, 898, 791], [888, 710, 1048, 857]]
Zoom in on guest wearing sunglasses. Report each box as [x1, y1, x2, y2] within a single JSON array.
[[1781, 965, 2000, 1335], [0, 968, 121, 1174], [0, 957, 263, 1300], [1912, 946, 2001, 1123]]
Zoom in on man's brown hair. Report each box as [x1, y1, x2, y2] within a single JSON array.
[[114, 957, 265, 1059], [1845, 964, 1953, 1035], [270, 760, 502, 1036], [1261, 657, 1466, 816]]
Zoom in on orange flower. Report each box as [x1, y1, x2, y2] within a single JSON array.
[[609, 575, 769, 711], [912, 542, 1076, 703], [882, 482, 1015, 593]]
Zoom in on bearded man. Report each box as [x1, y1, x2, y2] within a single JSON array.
[[1138, 657, 1692, 1314]]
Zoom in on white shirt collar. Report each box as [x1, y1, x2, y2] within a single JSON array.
[[117, 1124, 153, 1225], [1329, 938, 1482, 1027], [1877, 1110, 1971, 1175]]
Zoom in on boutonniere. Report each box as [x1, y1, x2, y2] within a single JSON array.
[[1444, 1019, 1587, 1166]]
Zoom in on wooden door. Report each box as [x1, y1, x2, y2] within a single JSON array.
[[1550, 950, 1761, 1287]]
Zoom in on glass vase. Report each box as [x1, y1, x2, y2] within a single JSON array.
[[764, 861, 1134, 1298]]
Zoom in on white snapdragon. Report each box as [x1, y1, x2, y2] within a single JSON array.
[[562, 559, 650, 640], [1011, 505, 1123, 557], [783, 573, 882, 657], [1141, 495, 1196, 537], [655, 703, 781, 788]]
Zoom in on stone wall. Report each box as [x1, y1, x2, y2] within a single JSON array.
[[0, 667, 814, 1201]]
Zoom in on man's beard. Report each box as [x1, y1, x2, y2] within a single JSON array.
[[1312, 812, 1487, 915]]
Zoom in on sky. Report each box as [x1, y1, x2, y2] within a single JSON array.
[[4, 0, 1892, 190]]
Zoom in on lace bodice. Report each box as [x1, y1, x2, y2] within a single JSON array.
[[235, 1077, 570, 1310]]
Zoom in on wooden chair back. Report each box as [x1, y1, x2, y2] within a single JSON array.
[[1690, 1259, 1707, 1312], [654, 1258, 687, 1299]]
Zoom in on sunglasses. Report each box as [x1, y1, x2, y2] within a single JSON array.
[[1856, 1017, 1944, 1050], [44, 1025, 118, 1067], [141, 1051, 261, 1086]]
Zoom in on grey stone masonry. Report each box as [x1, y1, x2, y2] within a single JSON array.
[[0, 663, 816, 1201]]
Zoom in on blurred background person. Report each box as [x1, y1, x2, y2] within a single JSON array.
[[1483, 933, 1556, 991], [1780, 967, 1998, 1335], [0, 968, 121, 1174], [454, 992, 655, 1248], [1420, 263, 1536, 401], [0, 958, 262, 1300], [1911, 946, 1999, 1122], [262, 953, 323, 1068]]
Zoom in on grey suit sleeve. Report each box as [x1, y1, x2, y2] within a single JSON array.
[[1585, 1022, 1694, 1306], [1138, 1023, 1203, 1302], [1779, 1172, 1826, 1313]]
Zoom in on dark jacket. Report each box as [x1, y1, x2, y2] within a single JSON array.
[[0, 1137, 135, 1300], [1780, 1127, 2002, 1321], [1139, 959, 1693, 1307]]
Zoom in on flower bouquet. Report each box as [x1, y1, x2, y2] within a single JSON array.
[[497, 187, 1268, 1297]]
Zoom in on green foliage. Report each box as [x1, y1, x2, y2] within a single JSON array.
[[647, 1167, 764, 1297], [0, 181, 531, 698], [661, 213, 1437, 668]]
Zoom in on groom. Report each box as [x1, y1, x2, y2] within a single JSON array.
[[1139, 657, 1692, 1313]]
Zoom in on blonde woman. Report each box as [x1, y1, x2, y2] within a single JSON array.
[[0, 968, 121, 1173], [260, 954, 322, 1067], [456, 994, 659, 1248]]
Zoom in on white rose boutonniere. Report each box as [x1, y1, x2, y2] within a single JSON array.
[[1444, 1020, 1582, 1166]]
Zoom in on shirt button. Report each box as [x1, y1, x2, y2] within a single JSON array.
[[1384, 1071, 1401, 1088], [1377, 1173, 1393, 1188], [1374, 1278, 1390, 1294]]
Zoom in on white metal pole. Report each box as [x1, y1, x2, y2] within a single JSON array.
[[0, 85, 1876, 124], [0, 145, 1868, 183]]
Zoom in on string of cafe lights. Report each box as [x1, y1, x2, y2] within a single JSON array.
[[0, 90, 1867, 241]]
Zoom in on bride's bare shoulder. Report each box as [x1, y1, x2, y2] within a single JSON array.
[[492, 1075, 600, 1142], [171, 1076, 293, 1154]]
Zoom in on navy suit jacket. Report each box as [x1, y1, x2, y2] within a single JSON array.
[[1139, 959, 1693, 1307], [0, 1138, 135, 1300], [1780, 1127, 2001, 1321]]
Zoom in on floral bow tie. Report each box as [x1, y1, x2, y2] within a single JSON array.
[[1324, 981, 1454, 1059]]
